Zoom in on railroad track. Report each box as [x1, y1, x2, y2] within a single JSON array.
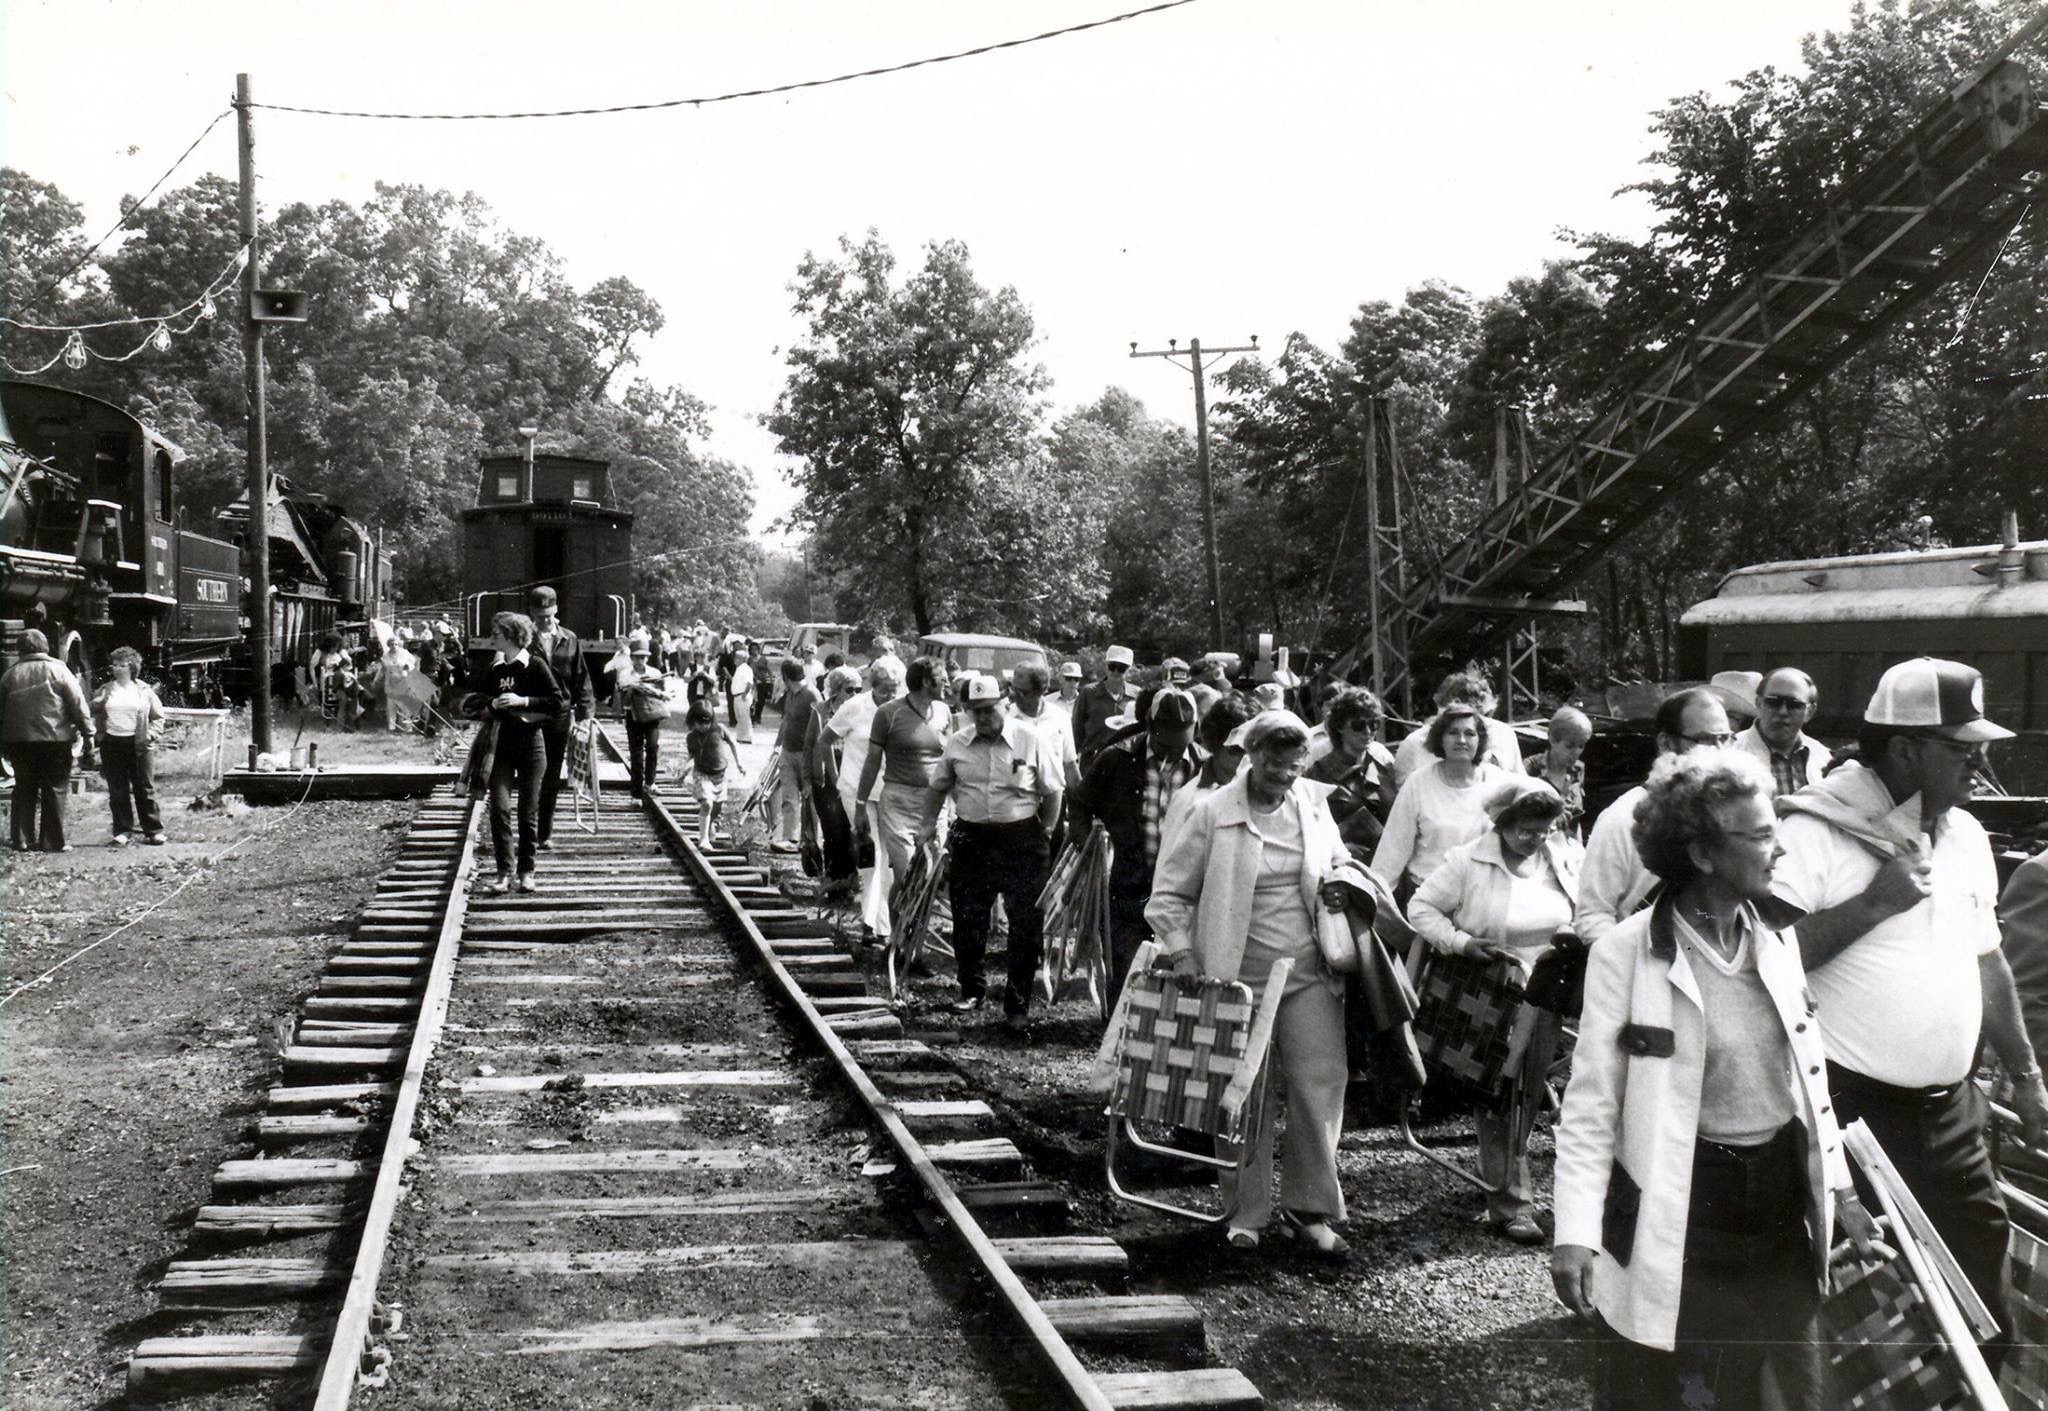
[[124, 728, 1264, 1410]]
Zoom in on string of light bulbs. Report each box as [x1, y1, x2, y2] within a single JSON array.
[[2, 242, 251, 377]]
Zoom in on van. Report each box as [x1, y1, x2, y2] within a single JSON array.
[[918, 632, 1048, 683], [789, 622, 854, 660]]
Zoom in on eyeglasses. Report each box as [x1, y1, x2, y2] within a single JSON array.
[[1912, 736, 1988, 763], [1107, 663, 1128, 672], [1757, 694, 1811, 711], [1681, 731, 1736, 747]]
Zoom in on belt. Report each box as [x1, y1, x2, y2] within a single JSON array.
[[954, 816, 1042, 834], [1827, 1060, 1963, 1107]]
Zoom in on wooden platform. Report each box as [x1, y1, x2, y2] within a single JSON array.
[[223, 764, 459, 803]]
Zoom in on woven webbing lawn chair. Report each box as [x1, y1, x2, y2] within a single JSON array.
[[1103, 955, 1293, 1224], [1395, 935, 1540, 1193]]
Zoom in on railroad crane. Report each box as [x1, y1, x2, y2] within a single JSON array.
[[1360, 30, 2048, 715]]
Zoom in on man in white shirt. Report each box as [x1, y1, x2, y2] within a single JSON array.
[[1390, 670, 1526, 788], [1734, 666, 1831, 796], [828, 659, 901, 940], [1771, 657, 2043, 1367], [1573, 687, 1733, 944], [1005, 662, 1079, 792]]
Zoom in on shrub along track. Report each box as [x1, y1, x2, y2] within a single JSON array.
[[122, 730, 1266, 1410]]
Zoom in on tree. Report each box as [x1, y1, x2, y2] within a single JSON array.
[[768, 232, 1051, 636]]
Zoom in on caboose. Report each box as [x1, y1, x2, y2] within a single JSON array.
[[460, 450, 632, 680]]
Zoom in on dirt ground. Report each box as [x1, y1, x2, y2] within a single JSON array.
[[2, 719, 436, 1411]]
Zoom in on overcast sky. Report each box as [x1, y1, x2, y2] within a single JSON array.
[[6, 0, 1877, 539]]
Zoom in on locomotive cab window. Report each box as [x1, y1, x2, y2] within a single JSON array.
[[155, 450, 174, 521]]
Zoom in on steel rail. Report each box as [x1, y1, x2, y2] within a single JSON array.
[[634, 778, 1117, 1411], [313, 796, 482, 1409]]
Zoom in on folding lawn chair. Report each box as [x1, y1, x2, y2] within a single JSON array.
[[566, 717, 600, 834], [1037, 822, 1113, 1019], [884, 831, 954, 1003], [1398, 939, 1538, 1193], [1103, 956, 1293, 1224]]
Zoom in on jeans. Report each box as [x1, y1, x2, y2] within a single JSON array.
[[624, 717, 660, 793], [489, 726, 546, 876], [1592, 1122, 1821, 1410], [949, 818, 1050, 1016], [100, 734, 163, 836], [7, 740, 74, 850], [536, 719, 571, 844], [1828, 1061, 2014, 1369]]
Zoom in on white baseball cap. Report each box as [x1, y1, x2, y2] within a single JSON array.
[[1104, 645, 1135, 668], [1864, 657, 2013, 743], [962, 673, 1003, 705]]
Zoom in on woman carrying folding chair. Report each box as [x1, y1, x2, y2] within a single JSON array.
[[1409, 776, 1579, 1246], [1146, 710, 1354, 1259], [1551, 749, 1880, 1410]]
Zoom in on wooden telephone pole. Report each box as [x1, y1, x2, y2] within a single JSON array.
[[235, 73, 273, 755], [1130, 335, 1257, 653]]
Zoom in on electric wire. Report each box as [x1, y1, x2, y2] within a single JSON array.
[[14, 108, 235, 316], [250, 0, 1200, 119]]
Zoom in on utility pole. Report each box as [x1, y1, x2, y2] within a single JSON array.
[[1130, 335, 1257, 653], [236, 73, 273, 756]]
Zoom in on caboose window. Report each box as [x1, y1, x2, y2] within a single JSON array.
[[573, 477, 593, 500], [156, 450, 174, 520], [497, 474, 519, 499]]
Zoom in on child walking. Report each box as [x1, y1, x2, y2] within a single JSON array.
[[683, 700, 743, 848]]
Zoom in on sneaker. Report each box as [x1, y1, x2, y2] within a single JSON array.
[[516, 872, 539, 893], [110, 834, 131, 848], [483, 874, 512, 896], [535, 839, 554, 853], [951, 995, 986, 1014], [144, 832, 168, 846], [771, 839, 800, 854]]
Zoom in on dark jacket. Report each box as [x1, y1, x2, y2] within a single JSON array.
[[532, 622, 595, 723], [462, 653, 565, 734], [1070, 678, 1128, 764], [1305, 743, 1396, 853], [1072, 735, 1206, 899]]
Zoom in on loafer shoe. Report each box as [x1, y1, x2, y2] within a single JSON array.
[[110, 834, 131, 847], [1225, 1226, 1261, 1251], [1278, 1209, 1351, 1262], [1493, 1215, 1545, 1246]]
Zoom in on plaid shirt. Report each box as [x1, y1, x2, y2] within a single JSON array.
[[1141, 745, 1203, 869], [1765, 742, 1812, 801]]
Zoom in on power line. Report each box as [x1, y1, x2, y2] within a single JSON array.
[[250, 0, 1201, 120], [14, 108, 235, 316]]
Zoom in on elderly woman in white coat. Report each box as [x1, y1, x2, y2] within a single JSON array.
[[1550, 750, 1875, 1410], [1146, 711, 1354, 1259], [1409, 775, 1580, 1244]]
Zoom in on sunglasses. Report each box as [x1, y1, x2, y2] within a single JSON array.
[[1757, 694, 1811, 711]]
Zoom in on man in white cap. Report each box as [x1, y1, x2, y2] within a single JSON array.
[[1072, 646, 1135, 768], [1056, 660, 1084, 707], [1734, 665, 1831, 797], [922, 673, 1063, 1032], [1771, 657, 2042, 1366]]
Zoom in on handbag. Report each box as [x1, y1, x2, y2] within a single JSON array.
[[1524, 930, 1588, 1018]]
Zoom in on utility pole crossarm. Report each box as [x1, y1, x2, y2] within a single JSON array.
[[1130, 335, 1259, 653]]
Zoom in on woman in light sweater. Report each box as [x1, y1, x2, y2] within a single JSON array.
[[1409, 776, 1577, 1242], [1551, 750, 1876, 1410], [92, 646, 168, 845], [1371, 703, 1504, 899]]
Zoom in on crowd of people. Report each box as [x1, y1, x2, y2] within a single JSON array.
[[13, 588, 2048, 1406]]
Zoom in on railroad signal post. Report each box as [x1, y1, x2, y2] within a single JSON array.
[[1131, 335, 1257, 654]]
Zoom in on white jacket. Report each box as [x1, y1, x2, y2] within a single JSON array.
[[1552, 892, 1849, 1351]]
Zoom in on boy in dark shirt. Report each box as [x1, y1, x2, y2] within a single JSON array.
[[464, 612, 564, 892]]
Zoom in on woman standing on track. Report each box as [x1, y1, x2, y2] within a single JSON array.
[[1371, 702, 1505, 901], [93, 646, 168, 846], [1146, 710, 1354, 1260], [1, 628, 92, 853], [1551, 750, 1875, 1409], [1408, 776, 1578, 1244], [464, 611, 563, 895], [855, 655, 953, 895]]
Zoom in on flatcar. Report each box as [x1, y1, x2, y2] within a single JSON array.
[[459, 448, 632, 683], [0, 379, 391, 698]]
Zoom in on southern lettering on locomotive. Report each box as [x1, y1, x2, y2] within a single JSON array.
[[0, 379, 391, 697]]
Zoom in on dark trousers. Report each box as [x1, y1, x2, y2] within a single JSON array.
[[1106, 888, 1152, 1005], [1827, 1061, 2014, 1369], [625, 718, 660, 794], [1593, 1123, 1822, 1410], [812, 782, 859, 889], [536, 718, 570, 843], [7, 740, 73, 850], [949, 818, 1050, 1016], [101, 735, 163, 836], [489, 727, 546, 877]]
